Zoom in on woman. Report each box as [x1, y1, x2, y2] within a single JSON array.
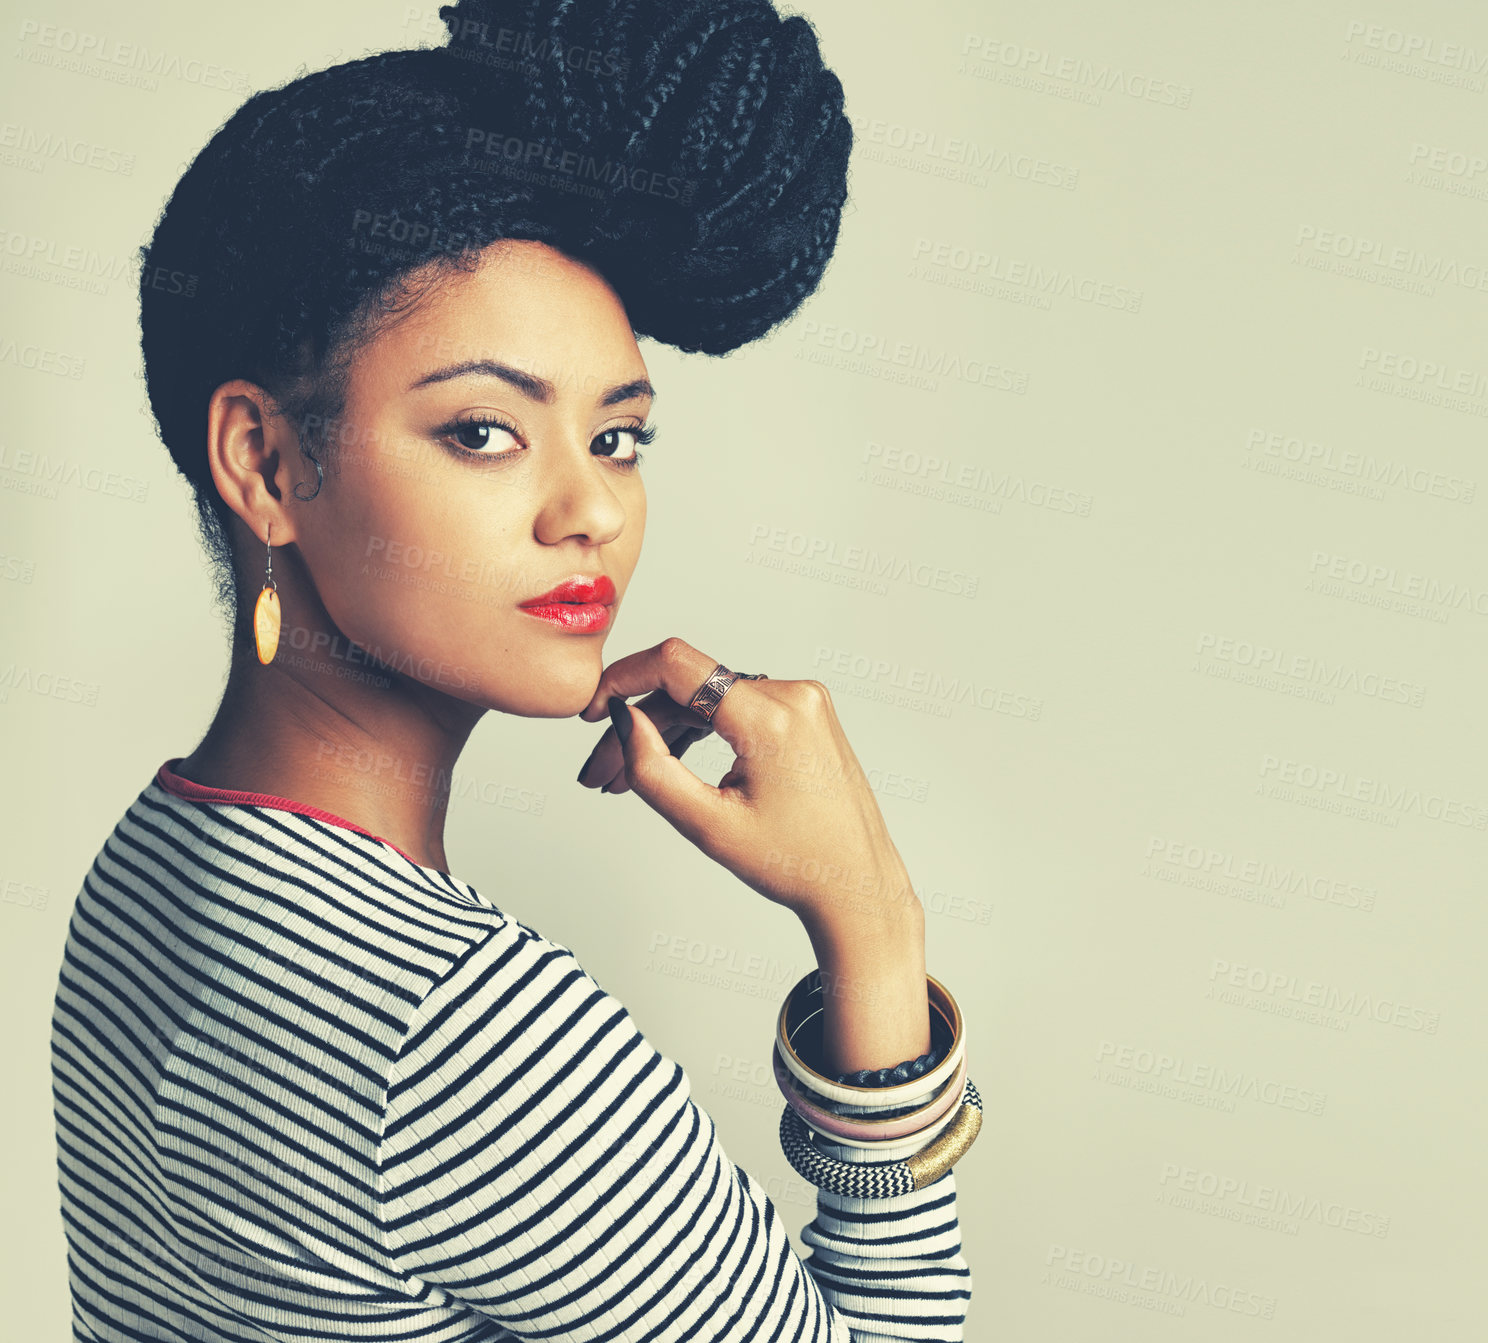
[[50, 1, 979, 1338]]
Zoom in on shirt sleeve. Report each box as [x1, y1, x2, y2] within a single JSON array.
[[375, 922, 972, 1341]]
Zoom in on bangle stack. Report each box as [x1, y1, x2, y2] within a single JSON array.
[[773, 968, 982, 1199]]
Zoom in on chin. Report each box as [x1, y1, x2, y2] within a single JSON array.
[[490, 647, 609, 719]]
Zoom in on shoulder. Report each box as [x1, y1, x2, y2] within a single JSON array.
[[86, 777, 521, 1039]]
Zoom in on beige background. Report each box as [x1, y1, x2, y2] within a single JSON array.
[[4, 0, 1484, 1337]]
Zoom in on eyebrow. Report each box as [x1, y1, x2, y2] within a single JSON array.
[[407, 359, 655, 407]]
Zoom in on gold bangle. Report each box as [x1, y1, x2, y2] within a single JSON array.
[[902, 1094, 982, 1190]]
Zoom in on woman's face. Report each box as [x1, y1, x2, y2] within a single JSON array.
[[288, 239, 650, 718]]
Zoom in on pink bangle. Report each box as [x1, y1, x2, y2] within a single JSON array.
[[772, 1047, 969, 1146]]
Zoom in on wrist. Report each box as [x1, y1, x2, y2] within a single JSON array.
[[798, 903, 930, 1076], [799, 883, 925, 969], [804, 920, 925, 1002]]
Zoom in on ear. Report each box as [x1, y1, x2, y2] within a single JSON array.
[[203, 378, 304, 550]]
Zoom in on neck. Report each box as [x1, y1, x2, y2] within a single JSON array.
[[176, 632, 485, 874]]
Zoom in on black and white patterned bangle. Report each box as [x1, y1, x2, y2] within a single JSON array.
[[779, 1076, 983, 1199]]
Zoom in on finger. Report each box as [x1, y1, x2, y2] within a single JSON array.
[[578, 688, 709, 788], [578, 638, 723, 722], [667, 723, 712, 762], [594, 716, 707, 794], [602, 722, 710, 796], [608, 698, 743, 858], [578, 637, 770, 752]]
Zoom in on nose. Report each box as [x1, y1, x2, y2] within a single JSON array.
[[531, 433, 629, 547]]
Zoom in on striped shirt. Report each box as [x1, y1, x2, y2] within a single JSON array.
[[50, 759, 972, 1341]]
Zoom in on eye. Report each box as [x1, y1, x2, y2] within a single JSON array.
[[434, 413, 526, 458], [593, 422, 657, 467], [441, 416, 523, 455]]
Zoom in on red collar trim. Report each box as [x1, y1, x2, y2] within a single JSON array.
[[155, 757, 421, 867]]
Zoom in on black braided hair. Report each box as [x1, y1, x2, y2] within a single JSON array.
[[138, 0, 853, 616]]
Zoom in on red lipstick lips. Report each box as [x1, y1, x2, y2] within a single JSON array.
[[518, 574, 616, 632]]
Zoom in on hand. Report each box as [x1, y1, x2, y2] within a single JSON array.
[[578, 636, 931, 1074], [576, 637, 920, 940]]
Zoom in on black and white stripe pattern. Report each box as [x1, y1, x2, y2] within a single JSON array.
[[50, 772, 973, 1340]]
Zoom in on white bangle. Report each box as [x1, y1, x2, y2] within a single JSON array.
[[774, 969, 966, 1111]]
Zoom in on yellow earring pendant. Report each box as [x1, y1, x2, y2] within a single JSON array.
[[254, 585, 281, 664], [254, 521, 281, 665]]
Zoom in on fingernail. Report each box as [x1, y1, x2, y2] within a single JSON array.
[[608, 694, 632, 747]]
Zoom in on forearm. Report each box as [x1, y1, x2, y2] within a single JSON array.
[[785, 896, 971, 1340], [800, 898, 931, 1077]]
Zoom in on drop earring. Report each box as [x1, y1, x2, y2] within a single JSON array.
[[253, 521, 281, 665]]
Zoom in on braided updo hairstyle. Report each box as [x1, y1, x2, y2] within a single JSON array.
[[138, 0, 853, 617]]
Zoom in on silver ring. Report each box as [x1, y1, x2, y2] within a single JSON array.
[[687, 663, 767, 723]]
